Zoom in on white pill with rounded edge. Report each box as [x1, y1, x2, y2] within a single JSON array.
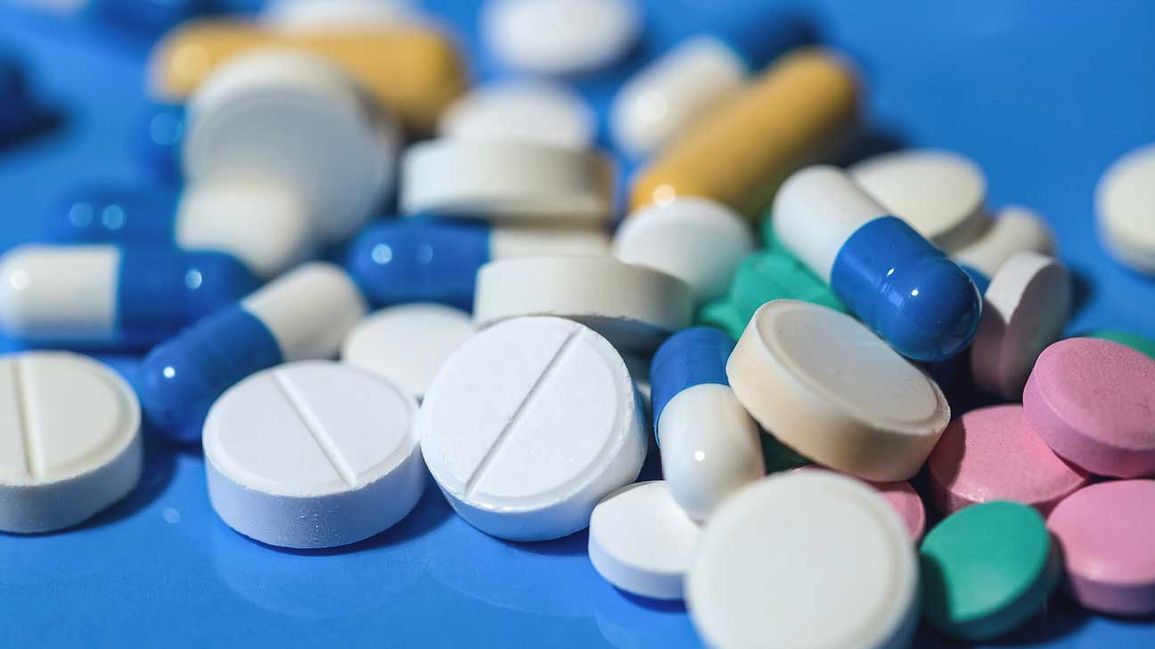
[[204, 361, 423, 549], [588, 481, 701, 600], [483, 0, 640, 76], [473, 256, 693, 352], [952, 205, 1056, 279], [726, 300, 950, 482], [687, 471, 919, 649], [418, 316, 646, 541], [438, 81, 594, 149], [1096, 143, 1155, 274], [0, 352, 142, 533], [614, 198, 755, 302], [263, 0, 420, 29], [971, 251, 1071, 400], [341, 304, 474, 400]]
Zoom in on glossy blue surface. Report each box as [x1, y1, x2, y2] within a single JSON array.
[[137, 101, 184, 183], [45, 181, 178, 242], [2, 1, 1155, 647], [650, 327, 734, 442]]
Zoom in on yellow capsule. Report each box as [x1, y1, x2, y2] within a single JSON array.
[[630, 49, 859, 218], [150, 20, 468, 134]]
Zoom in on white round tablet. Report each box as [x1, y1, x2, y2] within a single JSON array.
[[0, 352, 142, 533], [726, 300, 950, 482], [1096, 143, 1155, 274], [971, 252, 1070, 400], [438, 81, 595, 150], [204, 361, 423, 549], [341, 304, 474, 400], [849, 149, 990, 252], [952, 205, 1055, 280], [185, 49, 398, 242], [418, 316, 646, 541], [473, 256, 694, 352], [687, 471, 918, 649], [588, 481, 701, 600], [401, 139, 614, 222], [263, 0, 420, 29], [614, 198, 756, 302], [482, 0, 640, 76]]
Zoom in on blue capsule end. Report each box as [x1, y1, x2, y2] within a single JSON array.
[[650, 326, 736, 441], [831, 216, 982, 362], [45, 183, 178, 243]]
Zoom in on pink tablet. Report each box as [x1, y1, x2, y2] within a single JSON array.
[[928, 404, 1090, 515], [1048, 480, 1155, 616], [794, 466, 925, 540], [1023, 338, 1155, 477]]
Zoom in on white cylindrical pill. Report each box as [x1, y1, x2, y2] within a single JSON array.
[[952, 205, 1056, 280], [438, 81, 594, 149]]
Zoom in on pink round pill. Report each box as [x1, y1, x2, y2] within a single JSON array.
[[1023, 338, 1155, 478], [928, 404, 1090, 516], [1047, 480, 1155, 616], [794, 467, 925, 540]]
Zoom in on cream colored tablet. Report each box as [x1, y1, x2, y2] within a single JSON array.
[[952, 205, 1056, 279], [1096, 143, 1155, 274], [438, 81, 594, 149], [726, 300, 950, 481]]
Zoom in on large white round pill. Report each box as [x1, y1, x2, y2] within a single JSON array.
[[614, 198, 756, 302], [952, 205, 1055, 279], [418, 316, 646, 541], [849, 149, 990, 252], [204, 361, 423, 549], [687, 471, 918, 649], [341, 304, 474, 400], [588, 481, 701, 600], [971, 251, 1071, 400], [473, 256, 693, 352], [0, 352, 142, 533], [727, 300, 950, 481], [1096, 143, 1155, 274], [482, 0, 640, 76], [438, 81, 594, 150]]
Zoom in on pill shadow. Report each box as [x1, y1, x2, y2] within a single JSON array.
[[617, 591, 687, 614], [75, 433, 178, 531], [505, 528, 590, 558], [1066, 266, 1094, 320], [0, 110, 65, 153]]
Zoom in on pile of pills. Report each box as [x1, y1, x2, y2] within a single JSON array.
[[3, 1, 1155, 646]]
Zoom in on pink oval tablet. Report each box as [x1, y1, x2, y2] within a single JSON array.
[[794, 466, 925, 540], [928, 404, 1090, 516], [1024, 338, 1155, 478], [1048, 480, 1155, 616]]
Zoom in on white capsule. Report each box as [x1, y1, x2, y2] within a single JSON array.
[[0, 245, 116, 343]]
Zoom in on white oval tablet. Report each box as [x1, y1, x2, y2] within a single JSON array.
[[341, 304, 474, 400], [726, 300, 950, 481], [971, 252, 1070, 400], [849, 149, 990, 252], [418, 316, 646, 541], [438, 81, 594, 150], [482, 0, 640, 76], [401, 139, 614, 222], [204, 361, 423, 549], [473, 256, 693, 352], [614, 198, 756, 302], [263, 0, 420, 29], [952, 205, 1056, 279], [0, 352, 142, 533], [588, 481, 701, 600], [687, 471, 918, 649], [1096, 143, 1155, 274]]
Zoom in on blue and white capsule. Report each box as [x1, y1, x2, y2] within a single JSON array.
[[773, 166, 982, 362], [651, 326, 765, 522], [0, 244, 258, 348], [346, 217, 609, 310], [138, 262, 366, 443]]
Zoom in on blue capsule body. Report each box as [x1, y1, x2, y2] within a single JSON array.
[[650, 326, 735, 442], [46, 183, 178, 244]]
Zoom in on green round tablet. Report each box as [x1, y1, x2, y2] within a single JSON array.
[[1088, 329, 1155, 360], [919, 501, 1060, 641]]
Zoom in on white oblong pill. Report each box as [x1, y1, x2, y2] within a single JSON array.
[[726, 300, 950, 481], [438, 81, 595, 150], [588, 480, 701, 600], [614, 198, 756, 302], [204, 361, 423, 549], [0, 352, 142, 533], [0, 245, 118, 343], [473, 256, 693, 352], [482, 0, 640, 76], [971, 252, 1070, 400], [849, 149, 991, 252], [1097, 143, 1155, 274], [687, 471, 918, 649], [401, 139, 614, 222], [418, 316, 646, 541], [341, 303, 474, 400], [952, 205, 1056, 279]]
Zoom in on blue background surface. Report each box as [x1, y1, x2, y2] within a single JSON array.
[[2, 0, 1155, 646]]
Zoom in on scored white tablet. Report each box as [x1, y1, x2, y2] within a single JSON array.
[[0, 352, 142, 533], [687, 471, 918, 649], [1096, 142, 1155, 275], [204, 361, 423, 549], [726, 300, 950, 482], [438, 81, 595, 150], [418, 316, 646, 541]]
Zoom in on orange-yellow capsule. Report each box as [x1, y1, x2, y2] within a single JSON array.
[[629, 49, 859, 218], [150, 20, 468, 134]]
